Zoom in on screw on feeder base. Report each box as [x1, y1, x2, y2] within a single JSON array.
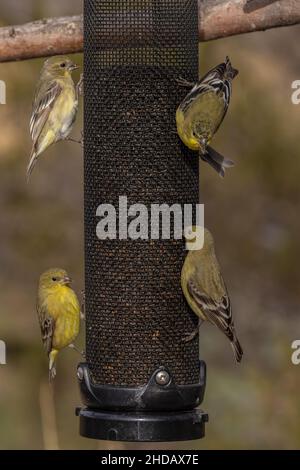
[[155, 370, 170, 386]]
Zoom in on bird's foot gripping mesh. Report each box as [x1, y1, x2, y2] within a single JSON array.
[[78, 0, 207, 442]]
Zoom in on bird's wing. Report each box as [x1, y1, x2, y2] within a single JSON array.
[[200, 56, 237, 87], [179, 82, 212, 113], [180, 59, 232, 118], [187, 277, 235, 341], [200, 59, 234, 130], [30, 80, 62, 143], [200, 65, 227, 86], [37, 304, 55, 356], [212, 81, 231, 134]]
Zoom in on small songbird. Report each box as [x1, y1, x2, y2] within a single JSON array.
[[176, 56, 238, 177], [27, 56, 81, 181], [181, 227, 243, 362], [37, 268, 81, 380]]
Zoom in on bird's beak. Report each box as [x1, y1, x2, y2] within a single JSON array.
[[62, 276, 73, 285]]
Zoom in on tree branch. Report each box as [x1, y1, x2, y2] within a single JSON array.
[[0, 16, 83, 63], [199, 0, 300, 41], [0, 1, 299, 63]]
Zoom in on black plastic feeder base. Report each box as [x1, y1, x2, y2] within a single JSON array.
[[76, 408, 208, 442]]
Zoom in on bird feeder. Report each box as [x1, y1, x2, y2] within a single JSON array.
[[77, 0, 208, 442]]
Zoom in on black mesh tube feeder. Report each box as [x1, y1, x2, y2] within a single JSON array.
[[77, 0, 208, 442]]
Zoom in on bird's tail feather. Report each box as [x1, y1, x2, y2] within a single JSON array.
[[27, 148, 38, 183], [225, 56, 239, 80], [201, 146, 234, 178], [230, 335, 243, 363]]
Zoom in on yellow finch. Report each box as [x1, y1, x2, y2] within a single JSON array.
[[181, 227, 243, 362], [176, 56, 238, 177], [27, 56, 80, 181], [37, 268, 81, 380]]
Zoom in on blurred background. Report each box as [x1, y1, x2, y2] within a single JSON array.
[[0, 0, 300, 450]]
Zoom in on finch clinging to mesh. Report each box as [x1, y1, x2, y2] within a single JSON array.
[[27, 56, 82, 181], [176, 56, 238, 177], [181, 227, 243, 362], [37, 268, 81, 380]]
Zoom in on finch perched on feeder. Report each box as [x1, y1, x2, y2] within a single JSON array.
[[37, 268, 82, 380], [181, 227, 243, 362], [27, 56, 82, 181], [176, 56, 238, 177]]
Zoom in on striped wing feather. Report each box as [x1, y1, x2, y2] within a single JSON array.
[[187, 277, 235, 342], [30, 80, 62, 143], [37, 303, 55, 356]]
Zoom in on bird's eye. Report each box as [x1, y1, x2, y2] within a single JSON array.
[[60, 63, 66, 68], [52, 277, 58, 282]]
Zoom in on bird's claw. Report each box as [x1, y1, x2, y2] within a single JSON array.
[[66, 135, 84, 147], [182, 329, 199, 343], [69, 344, 85, 358], [80, 289, 85, 321], [77, 73, 84, 97], [176, 77, 196, 88], [49, 366, 57, 382]]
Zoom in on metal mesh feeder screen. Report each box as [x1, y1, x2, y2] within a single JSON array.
[[77, 0, 208, 442]]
